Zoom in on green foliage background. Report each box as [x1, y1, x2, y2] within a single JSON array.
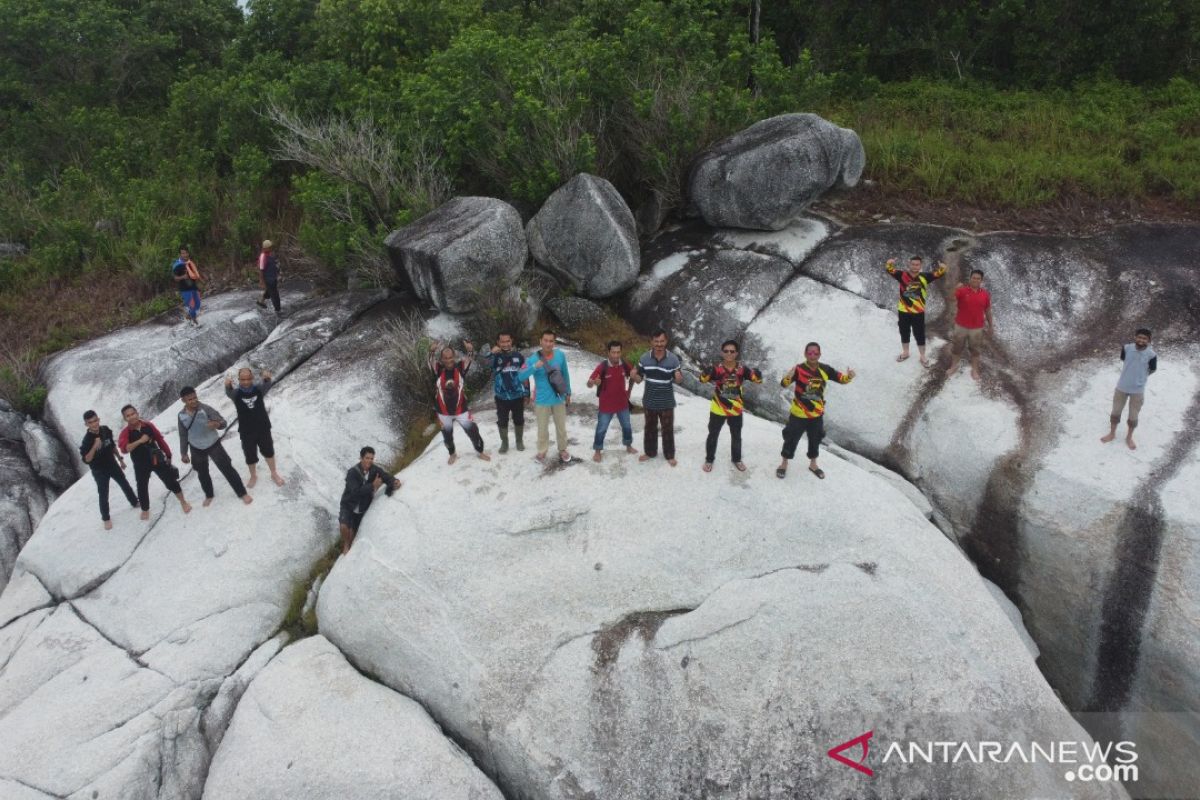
[[1, 0, 1198, 404]]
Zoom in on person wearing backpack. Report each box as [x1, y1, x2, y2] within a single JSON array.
[[118, 404, 192, 519], [586, 340, 637, 463], [256, 239, 282, 315], [518, 329, 573, 463], [172, 246, 203, 325], [699, 340, 762, 472]]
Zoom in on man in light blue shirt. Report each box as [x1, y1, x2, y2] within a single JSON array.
[[518, 330, 573, 463], [1101, 328, 1157, 451]]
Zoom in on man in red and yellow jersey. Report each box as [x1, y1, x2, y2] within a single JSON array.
[[699, 339, 762, 472], [776, 342, 855, 480], [886, 255, 947, 366]]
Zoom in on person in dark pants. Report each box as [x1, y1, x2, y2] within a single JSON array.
[[885, 255, 946, 366], [488, 332, 529, 453], [173, 246, 203, 326], [256, 239, 282, 315], [338, 446, 401, 554], [699, 340, 762, 472], [80, 410, 139, 530], [586, 340, 637, 463], [429, 340, 490, 464], [177, 386, 252, 507], [118, 404, 192, 519], [776, 342, 855, 480], [632, 330, 683, 466], [225, 367, 285, 487]]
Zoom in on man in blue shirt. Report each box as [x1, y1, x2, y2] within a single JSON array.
[[488, 331, 530, 453], [518, 330, 573, 463], [632, 329, 683, 466], [1101, 328, 1158, 451]]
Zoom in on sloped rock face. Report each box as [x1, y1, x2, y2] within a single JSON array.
[[203, 636, 504, 800], [688, 113, 865, 231], [386, 196, 527, 313], [20, 418, 74, 490], [319, 349, 1121, 800], [636, 221, 1200, 795], [0, 442, 50, 594], [527, 173, 640, 298]]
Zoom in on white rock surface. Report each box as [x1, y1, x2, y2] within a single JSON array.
[[319, 349, 1120, 800], [0, 442, 50, 593], [20, 418, 75, 490], [203, 636, 505, 800]]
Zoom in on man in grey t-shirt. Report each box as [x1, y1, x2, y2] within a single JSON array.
[[632, 329, 683, 465], [1101, 328, 1157, 451]]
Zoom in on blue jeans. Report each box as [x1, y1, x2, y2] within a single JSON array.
[[594, 409, 633, 451]]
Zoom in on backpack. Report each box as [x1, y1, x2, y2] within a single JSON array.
[[594, 360, 632, 397]]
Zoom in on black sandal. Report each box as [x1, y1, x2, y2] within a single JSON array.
[[775, 466, 787, 479], [809, 466, 825, 479]]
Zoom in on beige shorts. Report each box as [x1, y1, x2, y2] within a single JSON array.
[[951, 324, 984, 355], [1111, 390, 1144, 425]]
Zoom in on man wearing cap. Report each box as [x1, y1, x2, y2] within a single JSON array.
[[256, 239, 282, 315]]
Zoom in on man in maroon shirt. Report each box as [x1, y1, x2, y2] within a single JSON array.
[[946, 269, 995, 381], [586, 340, 637, 462]]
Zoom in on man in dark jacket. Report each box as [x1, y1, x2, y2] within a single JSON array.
[[338, 446, 401, 554], [80, 409, 139, 529]]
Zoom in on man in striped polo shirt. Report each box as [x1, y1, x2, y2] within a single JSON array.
[[633, 330, 683, 466]]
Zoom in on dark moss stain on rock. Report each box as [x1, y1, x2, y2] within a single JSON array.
[[854, 561, 878, 575], [591, 608, 694, 672]]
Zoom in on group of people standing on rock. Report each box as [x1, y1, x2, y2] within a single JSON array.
[[79, 369, 285, 531], [171, 239, 284, 325], [882, 254, 1157, 449]]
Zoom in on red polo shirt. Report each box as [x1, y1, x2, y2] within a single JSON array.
[[954, 285, 991, 329]]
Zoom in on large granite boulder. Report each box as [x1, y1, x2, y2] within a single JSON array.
[[19, 418, 74, 491], [319, 348, 1120, 800], [203, 636, 504, 800], [689, 113, 865, 231], [0, 442, 50, 594], [526, 173, 640, 298], [385, 197, 527, 313]]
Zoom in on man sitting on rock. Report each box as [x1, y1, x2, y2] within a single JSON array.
[[586, 340, 637, 463], [118, 404, 192, 519], [946, 269, 995, 380], [519, 330, 573, 463], [178, 386, 253, 507], [338, 446, 400, 554], [699, 340, 762, 472], [1101, 328, 1157, 451], [488, 332, 529, 454], [776, 342, 855, 480], [886, 255, 947, 366], [225, 367, 286, 487], [429, 339, 490, 465], [80, 409, 138, 530]]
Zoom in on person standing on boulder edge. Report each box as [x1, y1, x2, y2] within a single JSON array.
[[587, 340, 637, 462], [173, 246, 203, 325], [886, 255, 947, 366], [118, 404, 192, 519], [946, 269, 994, 380], [178, 386, 252, 507], [488, 332, 530, 453], [256, 239, 282, 315], [776, 342, 855, 480], [338, 446, 400, 554], [518, 330, 573, 463], [80, 410, 138, 530], [699, 340, 762, 472], [224, 367, 286, 487], [1101, 328, 1157, 451], [632, 330, 683, 466], [429, 339, 490, 465]]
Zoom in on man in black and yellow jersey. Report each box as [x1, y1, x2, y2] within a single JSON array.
[[699, 339, 763, 473], [886, 255, 947, 366], [776, 342, 855, 480]]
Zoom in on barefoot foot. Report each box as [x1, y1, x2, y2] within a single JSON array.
[[242, 494, 254, 505], [592, 451, 602, 463], [203, 497, 214, 507], [104, 520, 113, 530], [448, 453, 458, 465], [478, 452, 491, 461], [271, 472, 286, 486], [1100, 433, 1116, 443], [1126, 438, 1137, 450], [140, 510, 150, 521], [702, 462, 713, 472], [181, 503, 192, 514], [247, 475, 258, 488]]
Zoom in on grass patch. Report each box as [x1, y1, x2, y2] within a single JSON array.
[[818, 77, 1200, 207], [281, 543, 341, 639], [390, 413, 438, 474]]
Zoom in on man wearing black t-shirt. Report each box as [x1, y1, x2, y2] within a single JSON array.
[[118, 404, 193, 519], [224, 367, 286, 487], [338, 446, 400, 554], [80, 409, 139, 530]]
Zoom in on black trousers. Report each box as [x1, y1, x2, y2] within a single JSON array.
[[240, 428, 275, 464], [898, 312, 927, 346], [496, 397, 525, 428], [781, 415, 824, 460], [262, 279, 281, 312], [92, 463, 138, 521], [134, 461, 183, 510], [643, 408, 676, 459], [440, 414, 485, 455], [191, 441, 247, 498], [705, 413, 744, 463]]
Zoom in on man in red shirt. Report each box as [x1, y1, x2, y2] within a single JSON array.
[[946, 269, 995, 381], [586, 340, 637, 462]]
